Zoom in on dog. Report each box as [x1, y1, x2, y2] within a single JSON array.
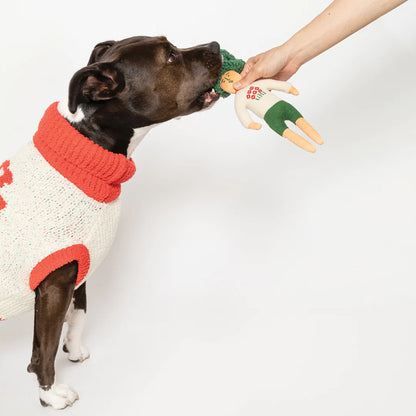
[[0, 35, 222, 409]]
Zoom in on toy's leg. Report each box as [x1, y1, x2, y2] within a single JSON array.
[[264, 101, 316, 153], [296, 118, 323, 145], [282, 129, 316, 153]]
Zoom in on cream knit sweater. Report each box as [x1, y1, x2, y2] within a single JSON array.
[[0, 103, 136, 320], [234, 80, 293, 128]]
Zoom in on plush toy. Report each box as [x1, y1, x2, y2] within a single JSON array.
[[214, 50, 323, 153]]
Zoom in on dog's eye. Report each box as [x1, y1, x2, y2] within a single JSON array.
[[167, 52, 177, 64]]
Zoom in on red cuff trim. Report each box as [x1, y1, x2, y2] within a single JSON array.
[[29, 244, 90, 290], [33, 102, 136, 203]]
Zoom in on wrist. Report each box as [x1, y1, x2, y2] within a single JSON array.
[[281, 38, 303, 71]]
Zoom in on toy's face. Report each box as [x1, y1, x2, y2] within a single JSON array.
[[220, 70, 242, 94]]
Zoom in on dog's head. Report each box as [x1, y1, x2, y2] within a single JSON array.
[[68, 36, 222, 126]]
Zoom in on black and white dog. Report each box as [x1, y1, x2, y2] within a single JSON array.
[[2, 35, 222, 409]]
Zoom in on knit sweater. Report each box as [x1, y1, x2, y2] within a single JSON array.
[[234, 80, 293, 128], [0, 102, 136, 320]]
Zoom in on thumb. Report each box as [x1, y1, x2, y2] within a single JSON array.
[[234, 67, 260, 91]]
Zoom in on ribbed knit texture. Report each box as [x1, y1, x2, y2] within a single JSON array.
[[34, 102, 136, 203], [0, 103, 133, 320]]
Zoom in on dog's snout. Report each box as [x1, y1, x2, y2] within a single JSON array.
[[208, 41, 220, 54]]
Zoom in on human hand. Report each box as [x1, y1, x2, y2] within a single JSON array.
[[233, 0, 408, 92], [234, 45, 300, 91], [248, 122, 262, 130]]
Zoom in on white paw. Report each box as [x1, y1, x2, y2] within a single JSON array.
[[39, 384, 79, 409], [64, 340, 90, 362]]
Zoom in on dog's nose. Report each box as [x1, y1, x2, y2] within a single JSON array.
[[208, 41, 220, 54]]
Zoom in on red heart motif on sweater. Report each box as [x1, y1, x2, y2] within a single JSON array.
[[0, 160, 13, 188], [0, 160, 13, 211]]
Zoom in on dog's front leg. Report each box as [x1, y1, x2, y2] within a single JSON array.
[[27, 261, 79, 409], [63, 282, 90, 362]]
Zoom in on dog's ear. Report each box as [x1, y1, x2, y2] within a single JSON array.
[[88, 40, 116, 65], [68, 62, 125, 113]]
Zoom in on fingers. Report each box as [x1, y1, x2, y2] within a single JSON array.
[[295, 118, 323, 145], [282, 129, 316, 153], [240, 58, 256, 78], [234, 63, 261, 91]]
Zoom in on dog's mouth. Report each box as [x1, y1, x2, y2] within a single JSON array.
[[200, 88, 220, 109], [195, 48, 223, 110]]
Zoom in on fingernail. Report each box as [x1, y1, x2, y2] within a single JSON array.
[[234, 82, 241, 89]]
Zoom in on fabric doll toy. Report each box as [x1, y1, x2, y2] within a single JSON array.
[[214, 50, 323, 153]]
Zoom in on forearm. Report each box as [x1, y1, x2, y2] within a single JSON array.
[[284, 0, 407, 67]]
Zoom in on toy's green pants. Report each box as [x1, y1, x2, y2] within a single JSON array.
[[264, 100, 303, 136]]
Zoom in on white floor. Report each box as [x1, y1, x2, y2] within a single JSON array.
[[1, 1, 416, 414]]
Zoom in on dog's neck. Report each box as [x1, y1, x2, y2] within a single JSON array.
[[57, 100, 155, 157]]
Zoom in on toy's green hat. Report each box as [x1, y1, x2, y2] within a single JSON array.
[[213, 49, 246, 98]]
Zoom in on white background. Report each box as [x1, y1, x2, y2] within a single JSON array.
[[1, 0, 416, 414]]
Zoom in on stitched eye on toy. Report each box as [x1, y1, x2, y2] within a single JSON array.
[[167, 51, 177, 64]]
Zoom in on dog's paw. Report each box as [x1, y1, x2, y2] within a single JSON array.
[[63, 341, 90, 363], [39, 384, 79, 409]]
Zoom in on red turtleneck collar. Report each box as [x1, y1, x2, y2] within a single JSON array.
[[33, 102, 136, 203]]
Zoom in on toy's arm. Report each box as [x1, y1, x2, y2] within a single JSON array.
[[260, 80, 299, 95], [234, 95, 262, 130]]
